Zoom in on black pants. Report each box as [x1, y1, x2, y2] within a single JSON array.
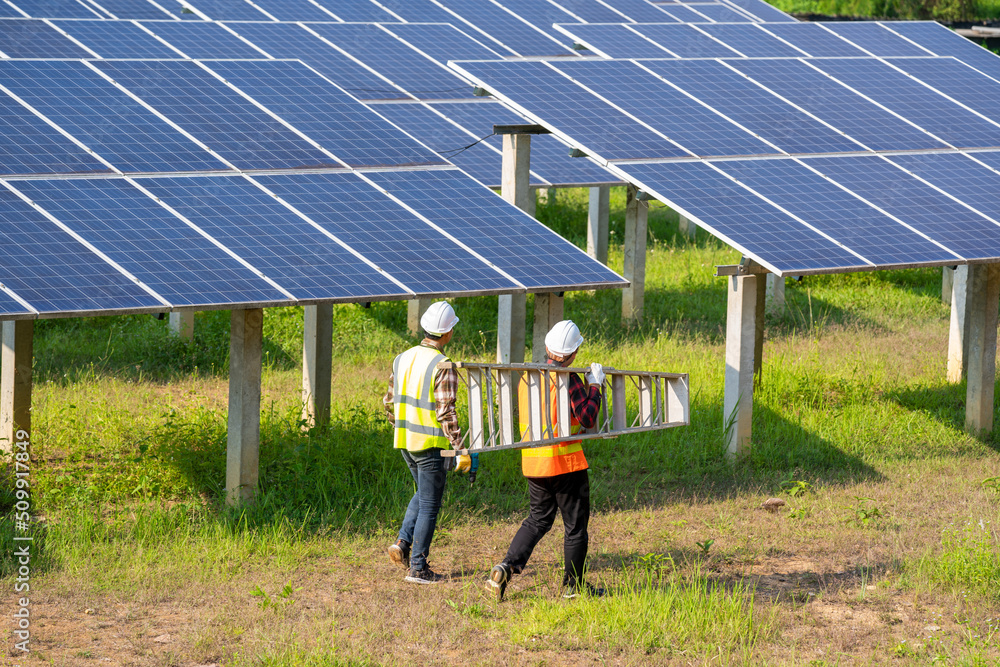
[[504, 469, 590, 586]]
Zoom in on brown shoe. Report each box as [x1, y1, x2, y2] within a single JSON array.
[[387, 539, 410, 569]]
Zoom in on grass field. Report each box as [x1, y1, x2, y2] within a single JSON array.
[[769, 0, 1000, 21], [1, 187, 999, 666]]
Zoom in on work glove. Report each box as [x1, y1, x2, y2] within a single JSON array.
[[453, 453, 472, 474], [584, 362, 605, 387]]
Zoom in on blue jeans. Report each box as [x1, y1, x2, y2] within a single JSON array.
[[398, 448, 447, 571]]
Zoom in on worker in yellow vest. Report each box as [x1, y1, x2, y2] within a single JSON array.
[[486, 320, 605, 601], [383, 301, 468, 584]]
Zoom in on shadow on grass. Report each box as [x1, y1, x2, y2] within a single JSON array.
[[888, 381, 1000, 451]]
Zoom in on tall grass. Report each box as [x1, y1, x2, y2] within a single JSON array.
[[905, 519, 1000, 600]]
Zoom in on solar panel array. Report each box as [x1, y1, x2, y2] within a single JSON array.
[[451, 18, 1000, 276]]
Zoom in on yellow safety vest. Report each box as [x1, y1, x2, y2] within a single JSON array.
[[392, 345, 450, 451]]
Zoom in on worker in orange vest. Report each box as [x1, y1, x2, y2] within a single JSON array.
[[486, 320, 605, 601]]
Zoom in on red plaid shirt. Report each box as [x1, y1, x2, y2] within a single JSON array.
[[550, 358, 601, 430]]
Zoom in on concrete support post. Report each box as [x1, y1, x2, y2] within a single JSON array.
[[948, 265, 970, 384], [622, 184, 648, 322], [587, 185, 610, 265], [532, 292, 564, 362], [227, 309, 263, 506], [168, 311, 194, 341], [766, 274, 785, 315], [964, 264, 1000, 432], [724, 274, 761, 456], [942, 266, 955, 306], [407, 298, 432, 337], [0, 320, 33, 455], [301, 304, 332, 430], [754, 275, 766, 384], [678, 213, 697, 240], [499, 132, 532, 367]]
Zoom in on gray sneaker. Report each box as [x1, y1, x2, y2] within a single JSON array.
[[404, 567, 445, 585], [486, 562, 512, 602], [387, 539, 410, 570]]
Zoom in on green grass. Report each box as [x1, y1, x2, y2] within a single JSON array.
[[905, 519, 1000, 600], [769, 0, 1000, 20]]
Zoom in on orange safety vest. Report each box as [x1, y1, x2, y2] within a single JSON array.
[[517, 370, 588, 478]]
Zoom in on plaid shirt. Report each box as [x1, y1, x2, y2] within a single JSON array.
[[550, 358, 601, 430], [384, 340, 461, 448]]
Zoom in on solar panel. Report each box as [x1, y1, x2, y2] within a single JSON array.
[[725, 59, 949, 151], [0, 184, 164, 315], [629, 24, 744, 57], [88, 0, 176, 19], [820, 21, 934, 57], [0, 3, 27, 17], [881, 21, 1000, 79], [51, 19, 182, 58], [307, 22, 475, 100], [694, 24, 807, 58], [313, 0, 398, 21], [0, 18, 92, 57], [888, 152, 1000, 223], [804, 155, 1000, 259], [602, 0, 679, 21], [548, 0, 627, 23], [720, 0, 795, 21], [368, 0, 459, 23], [7, 0, 104, 18], [11, 177, 293, 306], [365, 169, 626, 289], [203, 60, 447, 168], [491, 0, 578, 44], [712, 159, 958, 266], [807, 58, 1000, 150], [655, 4, 719, 21], [613, 160, 869, 274], [0, 93, 113, 175], [138, 20, 265, 58], [381, 22, 505, 63], [758, 22, 870, 57], [553, 59, 777, 157], [637, 60, 865, 155], [451, 59, 690, 161], [250, 171, 520, 294], [0, 60, 231, 173], [681, 3, 757, 22], [886, 57, 1000, 126], [0, 289, 32, 318], [175, 0, 270, 20], [246, 0, 335, 20], [227, 21, 410, 100], [966, 151, 1000, 175], [554, 23, 676, 58], [92, 60, 341, 171], [135, 174, 411, 300], [434, 0, 572, 56]]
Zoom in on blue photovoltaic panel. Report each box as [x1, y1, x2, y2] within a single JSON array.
[[137, 175, 410, 300], [712, 159, 958, 266], [681, 3, 757, 22], [383, 22, 505, 63], [758, 22, 869, 57], [821, 21, 934, 57], [0, 3, 27, 16], [726, 59, 949, 151], [888, 152, 1000, 221], [372, 0, 457, 22], [227, 21, 410, 100], [366, 169, 626, 289], [630, 24, 743, 57], [161, 0, 202, 19], [882, 21, 1000, 79], [308, 23, 475, 100], [12, 177, 293, 306], [205, 60, 446, 168], [965, 151, 1000, 173], [549, 0, 627, 23], [0, 93, 113, 175], [181, 0, 269, 20], [0, 60, 231, 173], [808, 58, 1000, 150], [604, 0, 678, 21], [721, 0, 796, 21], [0, 18, 91, 56], [886, 57, 1000, 126], [615, 161, 867, 274], [370, 102, 513, 187], [0, 185, 163, 314], [0, 289, 31, 317], [93, 60, 341, 171], [695, 24, 807, 57], [51, 19, 181, 58], [139, 20, 265, 58], [7, 0, 103, 17], [555, 24, 675, 58], [640, 59, 862, 154], [493, 0, 578, 44], [251, 171, 519, 294], [655, 4, 719, 21], [313, 0, 397, 21], [554, 60, 776, 157], [248, 0, 334, 20], [804, 155, 1000, 259], [435, 0, 572, 56], [452, 59, 690, 160], [89, 0, 176, 18]]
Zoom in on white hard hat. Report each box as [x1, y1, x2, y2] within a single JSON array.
[[545, 320, 584, 356], [420, 301, 459, 335]]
